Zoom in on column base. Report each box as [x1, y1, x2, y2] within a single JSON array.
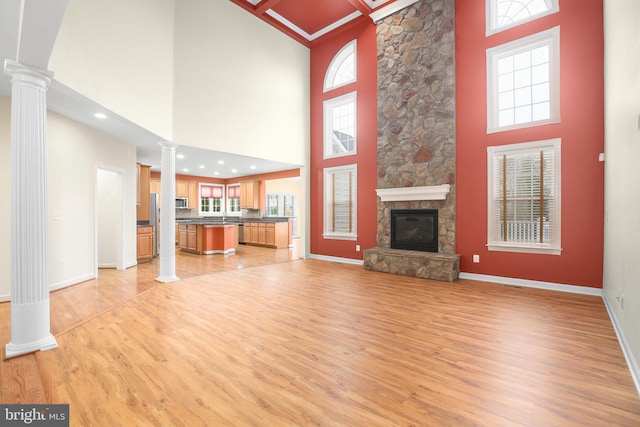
[[5, 334, 58, 359], [156, 275, 180, 283]]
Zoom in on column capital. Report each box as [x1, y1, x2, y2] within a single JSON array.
[[4, 59, 53, 87], [158, 140, 178, 150]]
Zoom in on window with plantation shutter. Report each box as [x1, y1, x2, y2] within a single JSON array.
[[487, 139, 561, 254], [323, 165, 357, 240]]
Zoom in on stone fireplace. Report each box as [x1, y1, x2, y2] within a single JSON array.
[[362, 0, 460, 282]]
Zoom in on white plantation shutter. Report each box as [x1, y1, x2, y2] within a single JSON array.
[[488, 139, 561, 254], [324, 165, 357, 240]]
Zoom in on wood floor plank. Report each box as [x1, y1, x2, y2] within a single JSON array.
[[37, 256, 640, 426]]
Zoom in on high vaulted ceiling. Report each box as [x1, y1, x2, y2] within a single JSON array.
[[230, 0, 411, 46], [0, 0, 416, 179]]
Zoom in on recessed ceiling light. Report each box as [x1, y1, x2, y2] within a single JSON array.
[[199, 165, 205, 169], [177, 154, 184, 159], [94, 113, 107, 119], [250, 165, 256, 170], [217, 160, 224, 165], [182, 168, 189, 172], [231, 168, 237, 173], [213, 172, 220, 176]]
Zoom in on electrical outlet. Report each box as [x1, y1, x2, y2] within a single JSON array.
[[473, 254, 480, 263], [355, 244, 361, 252], [620, 295, 624, 310]]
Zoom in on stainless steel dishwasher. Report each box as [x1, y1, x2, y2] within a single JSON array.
[[237, 223, 245, 244]]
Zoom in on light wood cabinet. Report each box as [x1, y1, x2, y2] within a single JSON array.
[[150, 177, 161, 205], [240, 181, 261, 209], [136, 164, 151, 221], [243, 221, 288, 249], [137, 226, 154, 263], [188, 181, 198, 209], [178, 224, 201, 254], [176, 180, 188, 198]]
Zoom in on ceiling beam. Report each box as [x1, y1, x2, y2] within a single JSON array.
[[256, 0, 285, 15], [343, 0, 372, 16]]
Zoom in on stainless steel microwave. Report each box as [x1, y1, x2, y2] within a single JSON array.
[[175, 198, 188, 208]]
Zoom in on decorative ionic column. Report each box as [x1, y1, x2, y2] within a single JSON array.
[[4, 60, 58, 358], [156, 141, 179, 282]]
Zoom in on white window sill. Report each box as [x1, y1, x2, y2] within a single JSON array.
[[323, 233, 357, 241], [488, 243, 562, 256]]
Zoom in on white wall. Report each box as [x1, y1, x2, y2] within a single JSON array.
[[49, 0, 175, 140], [0, 97, 137, 300], [0, 97, 11, 300], [47, 111, 138, 292], [603, 0, 640, 389], [97, 169, 123, 268], [172, 0, 310, 166]]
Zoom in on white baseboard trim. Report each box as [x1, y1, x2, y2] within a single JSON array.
[[459, 272, 603, 296], [0, 273, 97, 303], [124, 260, 138, 269], [50, 273, 96, 292], [308, 253, 364, 265], [602, 295, 640, 396], [98, 263, 117, 269]]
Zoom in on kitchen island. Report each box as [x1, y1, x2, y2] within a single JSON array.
[[176, 217, 292, 254], [176, 221, 238, 255]]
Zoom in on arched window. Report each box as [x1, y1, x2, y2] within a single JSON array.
[[324, 40, 356, 92], [487, 0, 559, 35]]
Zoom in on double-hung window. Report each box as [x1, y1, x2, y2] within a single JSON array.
[[200, 184, 224, 216], [227, 184, 241, 214], [487, 139, 561, 254], [323, 165, 357, 240]]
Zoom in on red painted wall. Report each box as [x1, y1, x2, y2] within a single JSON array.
[[309, 20, 378, 260], [456, 0, 605, 287]]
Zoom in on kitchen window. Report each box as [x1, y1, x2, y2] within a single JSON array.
[[200, 184, 224, 216], [227, 184, 241, 214]]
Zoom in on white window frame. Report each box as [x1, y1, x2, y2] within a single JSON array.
[[226, 184, 241, 216], [486, 0, 559, 36], [487, 138, 561, 255], [487, 26, 560, 134], [324, 40, 357, 93], [199, 183, 225, 217], [323, 91, 357, 159], [323, 164, 357, 241]]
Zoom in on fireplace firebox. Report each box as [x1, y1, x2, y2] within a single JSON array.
[[390, 209, 438, 252]]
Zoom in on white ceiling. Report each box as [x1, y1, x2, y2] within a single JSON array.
[[0, 0, 300, 179]]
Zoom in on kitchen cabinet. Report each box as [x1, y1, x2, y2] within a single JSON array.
[[137, 164, 151, 221], [176, 180, 188, 198], [176, 179, 198, 208], [137, 226, 154, 263], [240, 181, 261, 209], [188, 181, 198, 209], [178, 224, 201, 254], [243, 221, 289, 249], [150, 177, 161, 205]]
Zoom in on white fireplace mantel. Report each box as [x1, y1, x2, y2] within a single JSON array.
[[376, 184, 451, 202]]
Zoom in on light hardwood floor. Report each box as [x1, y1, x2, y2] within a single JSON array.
[[2, 245, 640, 426]]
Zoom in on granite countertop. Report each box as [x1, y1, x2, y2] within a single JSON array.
[[175, 217, 291, 225]]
